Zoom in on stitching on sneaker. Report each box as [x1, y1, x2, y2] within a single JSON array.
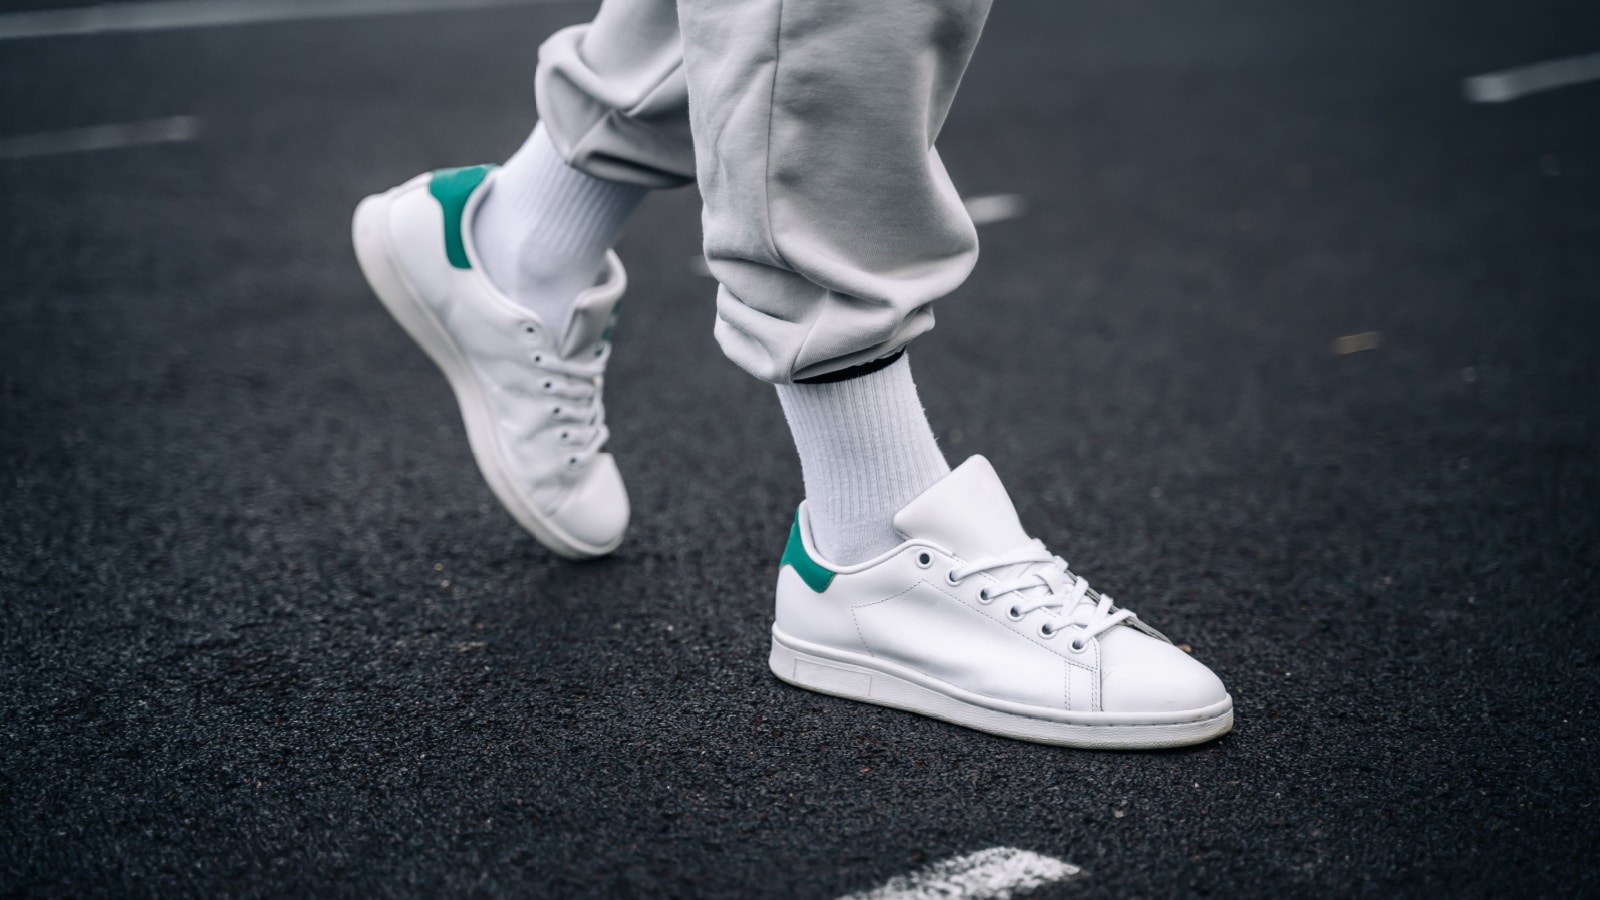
[[849, 583, 915, 657]]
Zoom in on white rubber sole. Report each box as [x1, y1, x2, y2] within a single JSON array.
[[351, 190, 620, 560], [769, 627, 1233, 749]]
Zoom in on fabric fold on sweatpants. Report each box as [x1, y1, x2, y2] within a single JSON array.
[[535, 0, 693, 189], [535, 0, 993, 383]]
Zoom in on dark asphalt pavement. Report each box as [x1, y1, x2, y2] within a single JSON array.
[[3, 0, 1599, 896]]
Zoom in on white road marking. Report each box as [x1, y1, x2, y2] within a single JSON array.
[[0, 116, 201, 161], [1464, 51, 1600, 103], [963, 193, 1027, 225], [688, 193, 1026, 275], [837, 847, 1083, 900], [0, 0, 574, 42], [1332, 331, 1382, 355]]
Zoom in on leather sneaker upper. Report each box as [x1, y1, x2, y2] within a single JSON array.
[[363, 167, 629, 554], [775, 456, 1227, 716]]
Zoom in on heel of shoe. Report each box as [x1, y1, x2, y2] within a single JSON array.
[[353, 193, 435, 357], [769, 632, 876, 700]]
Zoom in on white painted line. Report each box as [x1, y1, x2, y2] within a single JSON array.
[[963, 193, 1027, 226], [1464, 51, 1600, 103], [0, 116, 201, 161], [0, 0, 576, 42], [837, 847, 1083, 900], [1332, 331, 1382, 356]]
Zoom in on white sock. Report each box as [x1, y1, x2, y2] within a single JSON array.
[[775, 353, 951, 565], [473, 123, 647, 331]]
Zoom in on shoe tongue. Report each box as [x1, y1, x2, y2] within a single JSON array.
[[892, 456, 1034, 560], [558, 258, 624, 359]]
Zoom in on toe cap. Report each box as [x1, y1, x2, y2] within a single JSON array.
[[546, 453, 630, 555], [1097, 625, 1228, 714]]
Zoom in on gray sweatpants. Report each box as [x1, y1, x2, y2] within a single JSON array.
[[535, 0, 992, 383]]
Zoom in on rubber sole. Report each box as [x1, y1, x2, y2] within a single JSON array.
[[769, 627, 1233, 749], [351, 190, 620, 560]]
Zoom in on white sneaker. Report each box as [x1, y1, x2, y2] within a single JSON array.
[[352, 165, 629, 559], [769, 456, 1233, 748]]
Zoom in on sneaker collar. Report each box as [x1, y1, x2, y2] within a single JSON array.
[[557, 251, 627, 360], [460, 169, 627, 361]]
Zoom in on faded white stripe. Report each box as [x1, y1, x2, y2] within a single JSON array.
[[963, 193, 1027, 226], [838, 847, 1083, 900], [0, 116, 201, 161], [1464, 52, 1600, 103], [0, 0, 580, 42], [1332, 331, 1382, 356]]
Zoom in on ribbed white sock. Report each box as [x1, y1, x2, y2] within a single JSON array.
[[775, 354, 951, 565], [473, 123, 646, 331]]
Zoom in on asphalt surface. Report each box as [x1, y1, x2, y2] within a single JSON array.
[[3, 0, 1599, 896]]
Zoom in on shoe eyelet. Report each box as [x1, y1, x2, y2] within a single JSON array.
[[543, 380, 554, 391], [1069, 637, 1089, 653], [567, 456, 579, 467], [945, 570, 963, 586], [914, 551, 932, 569], [552, 406, 562, 416], [532, 354, 543, 364], [1007, 606, 1025, 622], [977, 587, 992, 604], [1038, 622, 1056, 639]]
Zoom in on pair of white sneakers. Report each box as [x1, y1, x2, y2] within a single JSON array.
[[352, 166, 1233, 749]]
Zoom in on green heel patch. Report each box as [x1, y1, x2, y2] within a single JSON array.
[[779, 514, 835, 593], [428, 164, 494, 269]]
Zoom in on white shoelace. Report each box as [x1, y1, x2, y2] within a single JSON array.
[[948, 539, 1133, 648], [528, 345, 610, 469]]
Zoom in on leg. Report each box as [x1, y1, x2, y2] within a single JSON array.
[[681, 0, 985, 383], [352, 0, 691, 559], [680, 0, 989, 564], [676, 0, 1233, 747], [474, 0, 692, 328], [535, 0, 693, 189]]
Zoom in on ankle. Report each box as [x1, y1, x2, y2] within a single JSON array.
[[473, 124, 646, 330], [776, 353, 949, 565]]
